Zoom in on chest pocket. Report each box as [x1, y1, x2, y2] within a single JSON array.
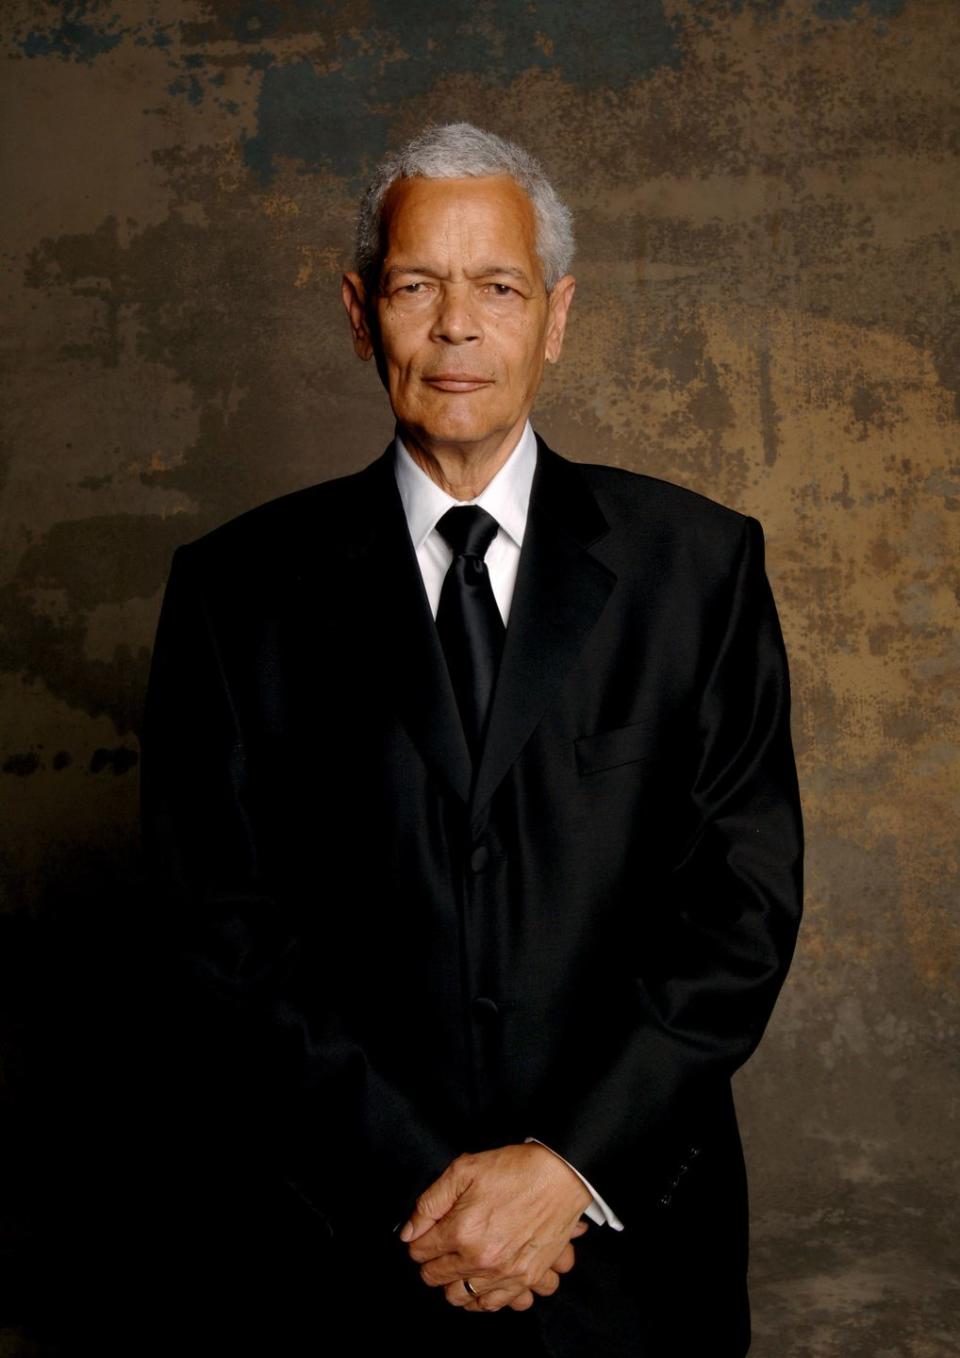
[[574, 720, 649, 776]]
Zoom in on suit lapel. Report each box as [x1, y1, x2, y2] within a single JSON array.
[[470, 436, 617, 817], [299, 435, 617, 816], [342, 445, 474, 807]]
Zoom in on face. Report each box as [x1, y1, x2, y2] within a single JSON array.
[[342, 174, 575, 462]]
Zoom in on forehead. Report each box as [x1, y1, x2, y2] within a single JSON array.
[[379, 174, 540, 275]]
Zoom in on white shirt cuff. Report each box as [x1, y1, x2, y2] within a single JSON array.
[[524, 1137, 625, 1230]]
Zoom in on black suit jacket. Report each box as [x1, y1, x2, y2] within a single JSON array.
[[139, 433, 803, 1356]]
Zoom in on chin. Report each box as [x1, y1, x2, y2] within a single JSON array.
[[412, 413, 501, 448]]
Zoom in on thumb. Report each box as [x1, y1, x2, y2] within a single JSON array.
[[398, 1156, 472, 1242]]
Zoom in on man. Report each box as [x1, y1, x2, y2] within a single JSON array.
[[141, 124, 803, 1356]]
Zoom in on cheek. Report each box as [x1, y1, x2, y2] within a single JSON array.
[[383, 349, 420, 392], [379, 317, 426, 372], [498, 321, 545, 364]]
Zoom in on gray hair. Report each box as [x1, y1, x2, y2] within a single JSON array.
[[354, 122, 575, 293]]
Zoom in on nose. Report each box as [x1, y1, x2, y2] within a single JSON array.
[[430, 282, 481, 344]]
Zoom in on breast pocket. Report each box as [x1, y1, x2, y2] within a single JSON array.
[[574, 720, 649, 776]]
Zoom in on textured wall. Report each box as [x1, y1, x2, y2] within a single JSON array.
[[2, 2, 958, 1353]]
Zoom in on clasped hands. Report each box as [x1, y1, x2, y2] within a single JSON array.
[[397, 1142, 593, 1313]]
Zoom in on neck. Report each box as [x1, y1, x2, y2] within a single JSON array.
[[400, 421, 527, 500]]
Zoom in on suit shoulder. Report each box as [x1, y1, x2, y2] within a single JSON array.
[[571, 459, 752, 542], [549, 454, 768, 589], [169, 461, 378, 579]]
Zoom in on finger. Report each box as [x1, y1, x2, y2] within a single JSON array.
[[419, 1251, 474, 1288], [463, 1293, 535, 1313], [551, 1242, 576, 1274], [444, 1277, 482, 1309], [571, 1218, 590, 1238], [444, 1274, 535, 1312], [399, 1156, 471, 1243], [406, 1220, 462, 1264], [530, 1268, 560, 1298], [399, 1209, 437, 1244], [458, 1283, 533, 1313]]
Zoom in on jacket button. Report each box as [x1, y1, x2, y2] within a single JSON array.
[[658, 1192, 672, 1208], [472, 996, 499, 1020], [469, 844, 490, 872]]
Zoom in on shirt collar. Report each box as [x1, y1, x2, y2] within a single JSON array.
[[393, 420, 537, 552]]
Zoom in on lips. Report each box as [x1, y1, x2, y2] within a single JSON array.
[[422, 374, 493, 392]]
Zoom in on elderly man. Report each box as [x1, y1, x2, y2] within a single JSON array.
[[141, 124, 803, 1357]]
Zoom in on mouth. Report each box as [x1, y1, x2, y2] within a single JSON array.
[[421, 374, 494, 392]]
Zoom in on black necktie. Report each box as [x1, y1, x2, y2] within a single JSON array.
[[435, 505, 506, 762]]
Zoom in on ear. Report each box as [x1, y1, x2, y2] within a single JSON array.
[[341, 271, 375, 361], [544, 274, 576, 364]]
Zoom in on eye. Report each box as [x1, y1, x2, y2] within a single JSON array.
[[487, 283, 515, 296], [387, 279, 434, 299]]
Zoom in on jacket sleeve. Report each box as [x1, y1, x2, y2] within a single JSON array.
[[139, 543, 459, 1233], [534, 514, 804, 1218]]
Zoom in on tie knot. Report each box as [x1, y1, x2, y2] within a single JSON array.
[[436, 505, 500, 561]]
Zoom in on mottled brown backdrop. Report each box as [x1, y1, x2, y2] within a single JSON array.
[[2, 2, 958, 1354]]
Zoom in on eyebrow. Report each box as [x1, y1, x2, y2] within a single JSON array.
[[381, 264, 534, 288]]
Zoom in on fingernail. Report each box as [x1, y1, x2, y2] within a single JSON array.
[[399, 1222, 413, 1242]]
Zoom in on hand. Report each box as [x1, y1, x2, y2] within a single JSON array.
[[481, 1219, 590, 1313], [398, 1143, 594, 1312]]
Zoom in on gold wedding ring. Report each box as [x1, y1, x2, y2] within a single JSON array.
[[463, 1278, 480, 1299]]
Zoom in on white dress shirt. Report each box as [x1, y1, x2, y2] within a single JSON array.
[[393, 419, 624, 1232]]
